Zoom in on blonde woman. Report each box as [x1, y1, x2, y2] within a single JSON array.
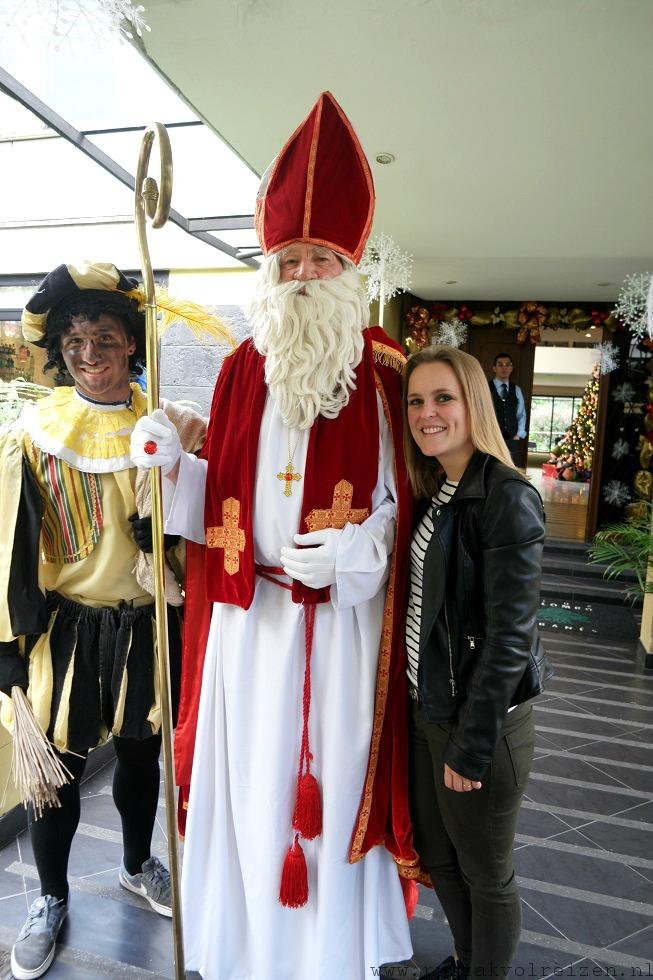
[[403, 346, 549, 980]]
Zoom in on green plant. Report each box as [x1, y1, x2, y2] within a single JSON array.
[[589, 505, 653, 602]]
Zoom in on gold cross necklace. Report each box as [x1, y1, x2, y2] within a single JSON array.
[[277, 429, 302, 497], [277, 428, 303, 497]]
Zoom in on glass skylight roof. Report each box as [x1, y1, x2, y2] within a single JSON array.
[[0, 28, 259, 273]]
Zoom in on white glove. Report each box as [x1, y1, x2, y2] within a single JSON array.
[[280, 528, 341, 590], [130, 409, 181, 476]]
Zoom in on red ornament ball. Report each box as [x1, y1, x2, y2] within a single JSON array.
[[144, 440, 158, 456]]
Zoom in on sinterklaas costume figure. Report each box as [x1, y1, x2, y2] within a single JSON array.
[[132, 91, 419, 980]]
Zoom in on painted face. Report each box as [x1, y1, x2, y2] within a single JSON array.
[[60, 313, 136, 403], [493, 357, 514, 381], [278, 243, 344, 283], [407, 361, 475, 478]]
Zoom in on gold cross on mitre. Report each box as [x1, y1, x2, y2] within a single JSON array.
[[304, 480, 370, 532], [277, 462, 302, 497], [206, 497, 246, 575]]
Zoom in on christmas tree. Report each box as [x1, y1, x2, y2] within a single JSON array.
[[549, 369, 599, 482]]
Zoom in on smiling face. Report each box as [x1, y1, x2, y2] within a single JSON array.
[[60, 314, 135, 403], [278, 242, 344, 283], [406, 360, 475, 480]]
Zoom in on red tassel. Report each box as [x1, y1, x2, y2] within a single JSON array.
[[292, 772, 322, 840], [279, 835, 309, 908], [401, 876, 419, 920]]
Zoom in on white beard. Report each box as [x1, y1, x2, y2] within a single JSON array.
[[248, 265, 369, 430]]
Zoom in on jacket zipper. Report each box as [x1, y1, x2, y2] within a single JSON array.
[[465, 635, 485, 650], [434, 504, 457, 699], [444, 600, 456, 697]]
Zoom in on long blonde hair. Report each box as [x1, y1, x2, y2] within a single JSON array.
[[403, 345, 515, 499]]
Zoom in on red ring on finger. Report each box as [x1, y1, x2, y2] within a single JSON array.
[[144, 440, 158, 456]]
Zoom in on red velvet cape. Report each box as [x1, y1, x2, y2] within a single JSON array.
[[175, 327, 419, 877]]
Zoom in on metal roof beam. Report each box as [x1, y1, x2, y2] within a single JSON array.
[[188, 215, 255, 232]]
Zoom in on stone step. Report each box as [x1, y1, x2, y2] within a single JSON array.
[[543, 537, 591, 556], [540, 572, 640, 606], [542, 555, 638, 583]]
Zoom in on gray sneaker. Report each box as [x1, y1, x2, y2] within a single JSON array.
[[10, 895, 67, 979], [118, 855, 172, 917]]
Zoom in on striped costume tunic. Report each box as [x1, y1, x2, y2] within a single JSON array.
[[405, 479, 458, 691]]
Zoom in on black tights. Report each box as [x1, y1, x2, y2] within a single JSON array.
[[29, 733, 162, 901]]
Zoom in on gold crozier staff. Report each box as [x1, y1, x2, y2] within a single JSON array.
[[134, 122, 185, 980]]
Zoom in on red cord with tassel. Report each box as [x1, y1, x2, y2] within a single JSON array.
[[292, 603, 322, 840], [280, 603, 322, 907], [401, 876, 419, 920], [279, 834, 309, 908]]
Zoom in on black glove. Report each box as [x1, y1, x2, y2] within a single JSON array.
[[0, 639, 28, 697], [128, 514, 180, 554]]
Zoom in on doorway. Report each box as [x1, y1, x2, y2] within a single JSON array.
[[466, 325, 535, 469], [527, 328, 604, 540]]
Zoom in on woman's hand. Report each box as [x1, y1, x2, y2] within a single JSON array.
[[444, 763, 482, 792]]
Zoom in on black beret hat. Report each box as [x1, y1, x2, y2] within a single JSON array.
[[22, 262, 139, 347]]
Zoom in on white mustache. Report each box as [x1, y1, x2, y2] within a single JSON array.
[[271, 278, 336, 299]]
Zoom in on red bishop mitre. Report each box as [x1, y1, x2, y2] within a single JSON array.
[[255, 91, 375, 264]]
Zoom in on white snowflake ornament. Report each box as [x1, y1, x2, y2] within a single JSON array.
[[2, 0, 150, 46], [597, 341, 619, 375], [614, 272, 652, 342], [432, 318, 467, 349], [612, 382, 636, 404], [603, 480, 631, 507], [359, 233, 412, 324], [611, 438, 630, 461]]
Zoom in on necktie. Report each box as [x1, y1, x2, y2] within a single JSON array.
[[500, 383, 508, 400]]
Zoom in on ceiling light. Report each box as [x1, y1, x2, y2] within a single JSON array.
[[590, 324, 596, 329], [375, 152, 395, 165], [585, 333, 591, 338]]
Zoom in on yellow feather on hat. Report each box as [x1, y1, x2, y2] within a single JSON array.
[[127, 287, 235, 348]]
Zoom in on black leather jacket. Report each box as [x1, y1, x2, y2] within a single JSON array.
[[415, 450, 550, 780]]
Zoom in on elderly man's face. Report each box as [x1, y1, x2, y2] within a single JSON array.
[[278, 243, 343, 283]]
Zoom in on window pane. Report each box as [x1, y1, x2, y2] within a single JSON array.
[[531, 431, 553, 452]]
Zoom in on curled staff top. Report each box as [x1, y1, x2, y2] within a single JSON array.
[[134, 123, 173, 305]]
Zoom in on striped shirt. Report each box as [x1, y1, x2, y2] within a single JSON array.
[[406, 480, 459, 691]]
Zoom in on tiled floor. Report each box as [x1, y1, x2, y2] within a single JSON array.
[[1, 621, 651, 978], [402, 627, 653, 980]]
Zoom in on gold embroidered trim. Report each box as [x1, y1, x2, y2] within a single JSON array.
[[304, 479, 369, 532], [269, 236, 358, 263], [372, 340, 406, 374], [397, 861, 422, 879], [206, 497, 246, 576], [303, 98, 323, 239], [329, 96, 376, 263], [349, 374, 401, 863]]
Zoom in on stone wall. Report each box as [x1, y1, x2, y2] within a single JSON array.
[[160, 305, 251, 415]]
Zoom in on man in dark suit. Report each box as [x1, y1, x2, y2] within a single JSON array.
[[489, 352, 527, 465]]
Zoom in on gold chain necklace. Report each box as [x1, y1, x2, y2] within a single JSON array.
[[276, 428, 303, 497]]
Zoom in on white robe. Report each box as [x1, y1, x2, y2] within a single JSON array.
[[166, 393, 412, 980]]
